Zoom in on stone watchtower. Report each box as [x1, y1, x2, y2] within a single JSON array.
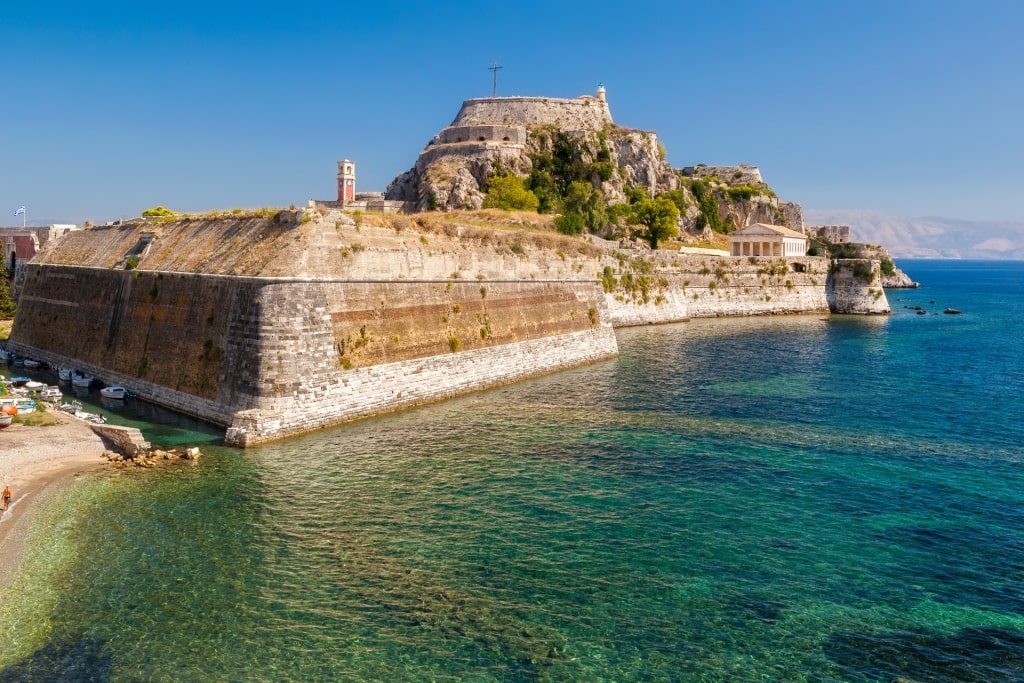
[[337, 160, 356, 205]]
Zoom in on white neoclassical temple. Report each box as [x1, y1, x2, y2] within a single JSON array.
[[729, 223, 809, 257]]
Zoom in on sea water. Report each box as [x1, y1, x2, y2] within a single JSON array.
[[0, 260, 1022, 682]]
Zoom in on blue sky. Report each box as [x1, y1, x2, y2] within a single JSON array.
[[3, 0, 1023, 225]]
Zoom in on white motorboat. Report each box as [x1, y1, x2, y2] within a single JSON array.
[[40, 386, 63, 401], [100, 386, 129, 400], [57, 367, 73, 382]]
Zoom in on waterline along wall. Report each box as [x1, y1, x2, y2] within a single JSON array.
[[8, 212, 887, 445]]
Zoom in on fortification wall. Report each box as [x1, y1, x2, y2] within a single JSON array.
[[451, 96, 612, 130], [226, 326, 617, 446], [827, 259, 891, 314], [681, 165, 764, 184], [600, 254, 833, 325], [9, 261, 616, 444], [437, 125, 528, 145], [10, 217, 889, 446]]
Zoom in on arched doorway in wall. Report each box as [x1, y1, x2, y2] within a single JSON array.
[[7, 251, 13, 275]]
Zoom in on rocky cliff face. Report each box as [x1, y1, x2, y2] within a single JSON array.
[[386, 93, 806, 242], [386, 93, 679, 212]]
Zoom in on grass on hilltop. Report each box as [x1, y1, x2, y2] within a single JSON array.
[[0, 319, 11, 341]]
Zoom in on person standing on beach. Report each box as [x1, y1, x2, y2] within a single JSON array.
[[2, 484, 10, 510]]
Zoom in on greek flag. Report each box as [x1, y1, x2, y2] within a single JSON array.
[[14, 206, 25, 216]]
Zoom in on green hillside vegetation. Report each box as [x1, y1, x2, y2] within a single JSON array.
[[0, 259, 16, 322], [477, 127, 779, 249]]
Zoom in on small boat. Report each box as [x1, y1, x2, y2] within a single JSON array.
[[24, 381, 47, 392], [23, 358, 43, 369], [0, 348, 10, 362], [0, 414, 12, 428], [71, 373, 94, 388], [75, 410, 105, 424], [57, 367, 73, 382], [14, 398, 36, 414], [40, 386, 63, 401], [9, 376, 30, 387], [100, 386, 129, 400]]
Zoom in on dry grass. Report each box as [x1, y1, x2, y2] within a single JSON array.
[[13, 410, 63, 427], [359, 210, 601, 257], [0, 319, 12, 341]]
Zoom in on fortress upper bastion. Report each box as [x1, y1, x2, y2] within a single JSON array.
[[449, 93, 613, 130]]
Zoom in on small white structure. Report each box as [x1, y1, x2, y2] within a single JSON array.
[[729, 223, 808, 258]]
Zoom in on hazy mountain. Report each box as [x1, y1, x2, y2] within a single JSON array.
[[804, 210, 1024, 260]]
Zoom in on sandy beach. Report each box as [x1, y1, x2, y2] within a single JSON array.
[[0, 416, 108, 587]]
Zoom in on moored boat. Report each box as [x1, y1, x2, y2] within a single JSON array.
[[14, 398, 36, 414], [23, 358, 43, 369], [0, 414, 12, 428], [71, 373, 94, 388], [9, 376, 30, 387], [100, 386, 130, 400], [40, 385, 63, 401]]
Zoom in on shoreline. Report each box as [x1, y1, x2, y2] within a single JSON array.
[[0, 416, 108, 589]]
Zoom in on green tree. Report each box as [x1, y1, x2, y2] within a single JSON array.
[[562, 181, 608, 233], [525, 167, 558, 213], [482, 175, 540, 212], [554, 212, 586, 235], [0, 259, 16, 319], [631, 197, 679, 249]]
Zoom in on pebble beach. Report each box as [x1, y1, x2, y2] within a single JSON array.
[[0, 417, 107, 587]]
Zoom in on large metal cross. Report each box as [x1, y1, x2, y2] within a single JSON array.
[[489, 62, 503, 97]]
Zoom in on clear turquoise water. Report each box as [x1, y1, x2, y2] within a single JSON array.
[[1, 260, 1023, 682]]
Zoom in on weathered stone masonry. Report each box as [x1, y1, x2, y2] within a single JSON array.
[[8, 214, 887, 446], [10, 251, 617, 445]]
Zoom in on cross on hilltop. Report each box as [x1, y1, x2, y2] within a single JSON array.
[[488, 62, 503, 97]]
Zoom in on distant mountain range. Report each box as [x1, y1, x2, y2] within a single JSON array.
[[804, 210, 1024, 260]]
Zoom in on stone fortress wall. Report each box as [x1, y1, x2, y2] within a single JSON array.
[[807, 225, 852, 243], [450, 95, 613, 130], [681, 165, 765, 185], [411, 92, 614, 175], [8, 211, 889, 446]]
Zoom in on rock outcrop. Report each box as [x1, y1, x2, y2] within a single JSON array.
[[386, 90, 678, 212], [386, 90, 806, 241]]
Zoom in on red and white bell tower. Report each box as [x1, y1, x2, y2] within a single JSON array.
[[337, 159, 355, 205]]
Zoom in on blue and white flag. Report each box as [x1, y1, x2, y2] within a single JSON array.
[[14, 206, 25, 216]]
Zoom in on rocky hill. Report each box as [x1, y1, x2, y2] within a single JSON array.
[[385, 89, 804, 239]]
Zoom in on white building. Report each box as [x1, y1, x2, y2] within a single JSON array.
[[729, 223, 808, 258]]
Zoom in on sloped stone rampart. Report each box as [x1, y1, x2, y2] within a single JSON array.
[[9, 259, 616, 444], [452, 96, 612, 130], [225, 326, 618, 446], [9, 217, 889, 446]]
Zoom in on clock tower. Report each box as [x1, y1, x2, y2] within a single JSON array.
[[337, 159, 356, 205]]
